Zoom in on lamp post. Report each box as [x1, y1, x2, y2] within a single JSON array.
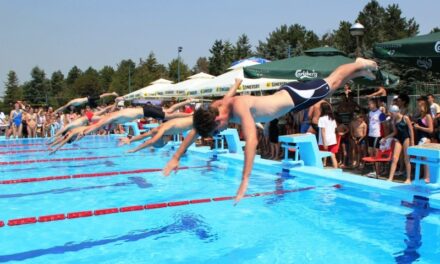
[[350, 22, 365, 104], [177, 46, 183, 82]]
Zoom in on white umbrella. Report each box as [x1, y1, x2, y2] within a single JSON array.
[[187, 68, 294, 97], [161, 72, 214, 98], [123, 78, 173, 100]]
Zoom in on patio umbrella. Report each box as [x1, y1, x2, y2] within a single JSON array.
[[373, 32, 440, 72], [123, 78, 173, 100], [244, 46, 399, 87]]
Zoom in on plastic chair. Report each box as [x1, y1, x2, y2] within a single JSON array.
[[362, 140, 395, 178]]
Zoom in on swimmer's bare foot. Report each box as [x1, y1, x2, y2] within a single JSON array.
[[404, 179, 411, 184], [356, 58, 378, 71], [424, 178, 430, 184], [358, 70, 376, 80], [387, 178, 393, 182]]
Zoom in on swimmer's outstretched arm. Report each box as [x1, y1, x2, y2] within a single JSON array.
[[49, 127, 87, 155], [127, 126, 168, 153], [163, 129, 198, 175], [118, 127, 158, 146], [232, 101, 258, 204], [53, 97, 88, 114], [83, 108, 143, 135], [165, 99, 195, 114]]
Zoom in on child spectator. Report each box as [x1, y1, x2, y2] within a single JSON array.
[[336, 122, 349, 168], [318, 103, 338, 168], [367, 98, 386, 176], [350, 113, 367, 169]]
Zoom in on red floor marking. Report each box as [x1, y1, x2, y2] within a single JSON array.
[[1, 184, 341, 228], [0, 166, 208, 185], [0, 156, 120, 166]]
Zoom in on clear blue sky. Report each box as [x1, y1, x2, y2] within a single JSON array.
[[0, 0, 439, 95]]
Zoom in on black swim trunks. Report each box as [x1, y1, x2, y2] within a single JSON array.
[[143, 105, 165, 120], [87, 95, 100, 109], [279, 79, 331, 112]]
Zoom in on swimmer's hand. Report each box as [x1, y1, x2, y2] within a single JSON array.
[[163, 158, 179, 176], [234, 177, 249, 206], [126, 148, 138, 153], [118, 137, 131, 146]]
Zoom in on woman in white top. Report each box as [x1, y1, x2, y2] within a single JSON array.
[[318, 103, 338, 168]]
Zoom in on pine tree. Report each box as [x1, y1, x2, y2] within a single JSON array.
[[208, 40, 234, 75], [192, 57, 209, 74], [234, 34, 253, 61], [23, 67, 49, 104], [168, 59, 191, 82], [3, 71, 22, 106]]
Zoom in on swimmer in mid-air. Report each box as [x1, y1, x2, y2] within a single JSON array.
[[53, 92, 119, 114], [163, 58, 378, 204]]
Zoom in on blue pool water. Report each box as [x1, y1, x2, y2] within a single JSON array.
[[0, 136, 439, 263]]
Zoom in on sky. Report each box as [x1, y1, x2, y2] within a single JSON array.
[[0, 0, 439, 96]]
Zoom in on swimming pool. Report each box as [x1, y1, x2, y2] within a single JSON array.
[[0, 136, 439, 263]]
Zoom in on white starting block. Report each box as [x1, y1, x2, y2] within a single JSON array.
[[408, 143, 440, 188], [279, 134, 331, 170]]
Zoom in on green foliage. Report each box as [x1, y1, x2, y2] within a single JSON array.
[[73, 67, 100, 97], [431, 27, 440, 33], [234, 34, 253, 61], [192, 57, 209, 74], [133, 52, 168, 88], [3, 70, 22, 107], [23, 67, 50, 105], [109, 59, 136, 95], [208, 39, 234, 75], [99, 66, 115, 92], [331, 21, 357, 55], [256, 24, 320, 60], [168, 58, 191, 82]]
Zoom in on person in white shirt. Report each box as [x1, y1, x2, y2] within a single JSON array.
[[367, 98, 386, 176], [427, 94, 440, 118], [318, 103, 338, 168]]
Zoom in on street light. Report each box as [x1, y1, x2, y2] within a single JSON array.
[[350, 22, 365, 57], [350, 22, 365, 104], [177, 46, 183, 82]]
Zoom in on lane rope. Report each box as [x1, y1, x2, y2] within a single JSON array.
[[0, 147, 110, 155], [0, 165, 211, 185], [1, 184, 342, 227], [0, 156, 121, 166]]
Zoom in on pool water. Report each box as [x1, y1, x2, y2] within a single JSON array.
[[0, 136, 439, 263]]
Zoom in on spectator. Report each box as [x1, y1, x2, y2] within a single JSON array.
[[336, 122, 349, 168], [26, 107, 38, 138], [349, 113, 367, 169], [268, 119, 280, 160], [427, 94, 440, 118], [396, 93, 410, 116], [366, 86, 387, 98], [318, 103, 338, 168], [414, 97, 434, 183], [382, 105, 414, 183], [10, 102, 23, 138], [367, 98, 386, 176]]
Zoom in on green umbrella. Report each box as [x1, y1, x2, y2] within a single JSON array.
[[373, 32, 440, 72], [244, 46, 399, 87]]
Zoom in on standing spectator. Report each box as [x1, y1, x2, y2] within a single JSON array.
[[268, 119, 280, 160], [336, 122, 350, 168], [382, 105, 414, 183], [349, 113, 367, 169], [414, 97, 434, 183], [36, 108, 46, 137], [0, 111, 8, 136], [367, 98, 386, 176], [427, 94, 440, 118], [366, 86, 387, 99], [318, 103, 338, 168], [10, 102, 23, 138], [308, 100, 327, 141], [396, 93, 410, 116], [26, 107, 38, 138]]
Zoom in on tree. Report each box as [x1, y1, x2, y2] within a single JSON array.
[[73, 67, 100, 97], [23, 67, 50, 105], [332, 21, 357, 55], [356, 0, 386, 49], [208, 40, 234, 75], [65, 66, 82, 87], [168, 59, 191, 82], [256, 24, 320, 60], [431, 27, 440, 33], [234, 34, 253, 61], [133, 52, 168, 88], [50, 71, 65, 97], [99, 66, 115, 92], [383, 4, 418, 40], [192, 57, 209, 74], [3, 71, 22, 106], [109, 59, 136, 95]]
